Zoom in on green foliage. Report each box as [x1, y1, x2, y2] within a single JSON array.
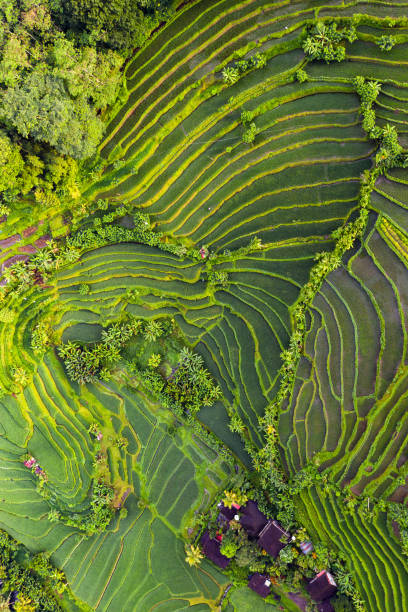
[[31, 319, 55, 355], [377, 35, 396, 51], [278, 546, 297, 564], [220, 540, 240, 558], [67, 210, 190, 258], [148, 353, 161, 368], [58, 321, 140, 383], [1, 70, 104, 159], [165, 347, 222, 414], [242, 121, 257, 144], [144, 319, 163, 342], [296, 68, 308, 82], [354, 76, 381, 110], [241, 110, 254, 124], [185, 544, 203, 567], [376, 124, 404, 168], [0, 308, 14, 323], [222, 67, 240, 85], [0, 528, 67, 610], [56, 0, 171, 53], [79, 283, 90, 295], [222, 52, 266, 86], [222, 489, 248, 508], [207, 268, 229, 288], [303, 21, 356, 62], [11, 366, 30, 387], [0, 0, 134, 207]]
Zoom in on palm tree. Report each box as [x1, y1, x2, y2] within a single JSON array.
[[144, 320, 163, 342], [185, 544, 203, 567], [14, 596, 36, 612], [29, 248, 55, 272], [11, 367, 30, 387]]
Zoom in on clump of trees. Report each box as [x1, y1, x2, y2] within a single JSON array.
[[354, 76, 406, 169], [0, 529, 67, 611], [58, 316, 222, 416], [58, 320, 140, 383], [303, 20, 357, 62], [222, 52, 267, 86], [165, 347, 222, 414], [0, 1, 173, 212], [54, 0, 172, 54]]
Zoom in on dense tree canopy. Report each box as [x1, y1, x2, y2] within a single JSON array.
[[57, 0, 171, 52], [0, 0, 168, 208]]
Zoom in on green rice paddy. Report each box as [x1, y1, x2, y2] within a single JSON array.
[[3, 0, 408, 609]]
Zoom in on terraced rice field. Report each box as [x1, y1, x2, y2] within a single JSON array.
[[298, 485, 408, 612], [0, 352, 231, 610], [279, 177, 408, 503], [3, 0, 408, 609]]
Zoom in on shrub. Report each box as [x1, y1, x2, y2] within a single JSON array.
[[31, 320, 54, 354], [220, 540, 239, 558], [241, 110, 253, 124], [296, 68, 308, 82], [354, 76, 381, 109], [251, 52, 267, 69], [223, 489, 248, 508], [165, 347, 222, 413], [377, 35, 396, 51], [148, 353, 161, 368], [376, 123, 404, 168], [279, 546, 298, 565], [79, 283, 90, 295], [11, 367, 30, 387], [207, 269, 229, 288], [144, 320, 163, 342], [242, 122, 257, 144]]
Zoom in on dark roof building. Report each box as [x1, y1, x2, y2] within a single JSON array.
[[217, 502, 236, 522], [248, 573, 272, 598], [240, 501, 268, 537], [258, 520, 290, 558], [200, 530, 231, 569], [307, 571, 337, 602], [317, 601, 335, 612]]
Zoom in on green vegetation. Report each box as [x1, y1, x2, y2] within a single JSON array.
[[2, 0, 408, 610], [0, 528, 69, 611]]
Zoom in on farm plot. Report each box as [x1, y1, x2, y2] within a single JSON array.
[[2, 0, 408, 609], [53, 240, 335, 448], [297, 485, 408, 612], [279, 178, 408, 502], [0, 352, 231, 611]]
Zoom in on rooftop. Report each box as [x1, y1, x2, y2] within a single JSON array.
[[248, 573, 271, 598], [200, 530, 231, 569], [258, 520, 290, 558], [307, 570, 337, 602], [240, 500, 268, 537], [217, 502, 236, 522], [317, 601, 335, 612]]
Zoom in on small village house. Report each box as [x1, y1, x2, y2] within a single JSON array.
[[307, 570, 337, 602], [257, 520, 290, 558], [248, 573, 272, 598], [200, 530, 231, 569], [239, 500, 268, 537]]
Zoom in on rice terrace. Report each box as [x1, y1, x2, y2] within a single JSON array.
[[2, 0, 408, 610]]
